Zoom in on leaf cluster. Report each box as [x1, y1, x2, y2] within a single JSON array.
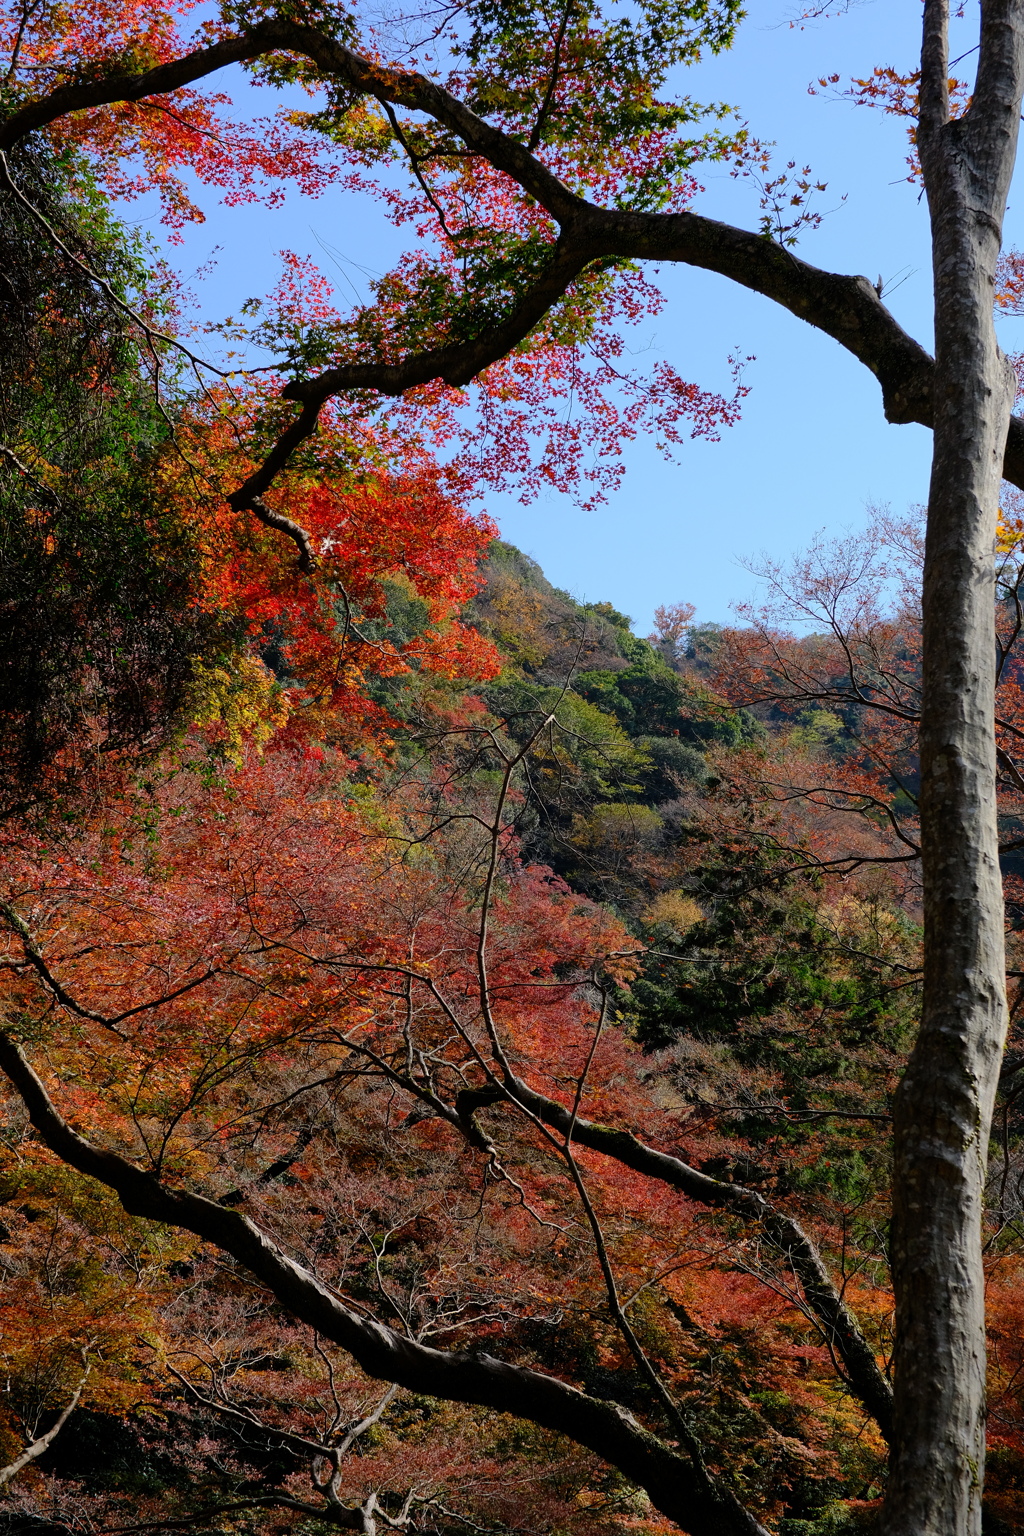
[[0, 141, 241, 819]]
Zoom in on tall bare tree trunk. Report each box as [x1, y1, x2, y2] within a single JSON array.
[[887, 6, 1024, 1533]]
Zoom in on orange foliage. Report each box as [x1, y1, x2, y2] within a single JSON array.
[[0, 745, 889, 1521], [154, 396, 501, 754]]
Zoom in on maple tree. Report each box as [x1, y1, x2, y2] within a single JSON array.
[[9, 537, 1024, 1534], [0, 697, 901, 1536], [1, 511, 1023, 1536]]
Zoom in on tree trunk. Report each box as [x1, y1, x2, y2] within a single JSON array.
[[887, 6, 1024, 1534]]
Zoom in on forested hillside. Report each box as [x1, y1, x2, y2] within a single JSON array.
[[3, 385, 1024, 1533]]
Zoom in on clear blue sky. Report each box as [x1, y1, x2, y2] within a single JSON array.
[[125, 1, 1021, 632]]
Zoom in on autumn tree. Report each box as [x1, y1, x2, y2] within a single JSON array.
[[649, 603, 697, 670]]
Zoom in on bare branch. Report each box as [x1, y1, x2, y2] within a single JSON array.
[[0, 1031, 769, 1536], [0, 1363, 89, 1488]]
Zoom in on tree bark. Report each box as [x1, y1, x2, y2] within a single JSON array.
[[887, 7, 1024, 1534]]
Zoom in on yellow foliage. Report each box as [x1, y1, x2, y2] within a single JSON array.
[[997, 508, 1024, 554], [820, 892, 906, 948], [487, 573, 548, 668], [643, 891, 703, 934], [572, 802, 664, 857], [188, 656, 289, 765]]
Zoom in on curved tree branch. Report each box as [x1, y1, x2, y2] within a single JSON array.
[[456, 1074, 894, 1443], [0, 1031, 769, 1536], [5, 16, 1024, 569]]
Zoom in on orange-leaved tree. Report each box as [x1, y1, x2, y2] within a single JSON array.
[[6, 4, 1024, 1535], [0, 702, 906, 1536]]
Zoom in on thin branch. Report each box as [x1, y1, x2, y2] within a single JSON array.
[[0, 901, 218, 1036], [0, 1030, 767, 1536], [527, 2, 575, 152], [0, 1362, 89, 1488]]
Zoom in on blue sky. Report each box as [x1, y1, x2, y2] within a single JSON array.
[[125, 1, 1021, 632]]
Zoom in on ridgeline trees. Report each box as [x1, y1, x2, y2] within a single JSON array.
[[3, 4, 1024, 1536]]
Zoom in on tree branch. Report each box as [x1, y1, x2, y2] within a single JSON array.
[[0, 901, 220, 1036], [0, 1032, 768, 1536], [0, 1364, 89, 1488], [460, 1073, 894, 1443], [7, 17, 1024, 511]]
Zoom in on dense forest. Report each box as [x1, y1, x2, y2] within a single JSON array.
[[6, 4, 1024, 1536], [0, 474, 948, 1536]]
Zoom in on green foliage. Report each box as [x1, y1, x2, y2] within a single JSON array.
[[622, 860, 919, 1202], [779, 1506, 880, 1536], [574, 659, 761, 745], [789, 707, 846, 750], [456, 0, 744, 201], [468, 546, 775, 913], [629, 875, 917, 1074], [585, 599, 634, 632], [493, 678, 645, 798], [0, 141, 238, 818], [479, 675, 661, 895], [632, 735, 707, 800]]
